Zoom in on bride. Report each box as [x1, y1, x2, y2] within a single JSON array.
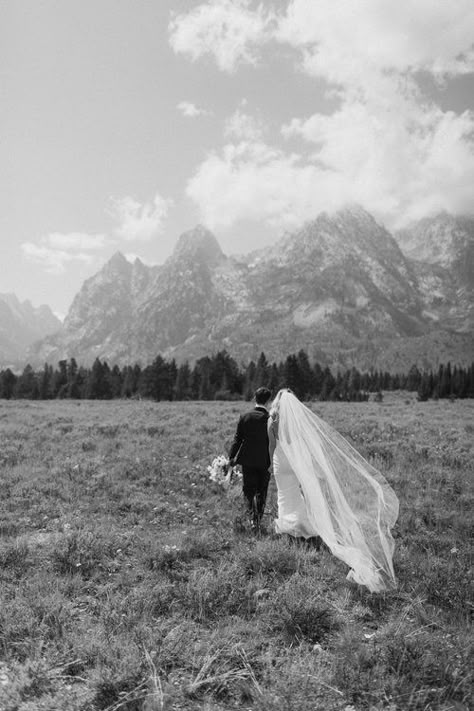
[[268, 389, 399, 592]]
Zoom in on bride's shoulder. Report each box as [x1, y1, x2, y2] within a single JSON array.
[[268, 413, 279, 433]]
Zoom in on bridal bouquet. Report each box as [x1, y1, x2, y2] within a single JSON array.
[[207, 455, 242, 489]]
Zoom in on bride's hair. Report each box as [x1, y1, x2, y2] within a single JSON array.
[[270, 387, 293, 418]]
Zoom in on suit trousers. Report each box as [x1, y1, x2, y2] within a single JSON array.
[[242, 466, 271, 521]]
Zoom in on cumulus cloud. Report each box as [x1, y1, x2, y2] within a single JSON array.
[[177, 100, 211, 118], [109, 193, 171, 242], [189, 104, 474, 229], [168, 0, 272, 72], [175, 0, 474, 228], [187, 139, 343, 229], [276, 0, 474, 86], [224, 109, 264, 141], [284, 99, 474, 225], [169, 0, 474, 81]]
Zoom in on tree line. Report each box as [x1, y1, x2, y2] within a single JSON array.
[[0, 351, 473, 402]]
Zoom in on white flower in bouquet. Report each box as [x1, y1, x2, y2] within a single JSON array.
[[207, 455, 241, 489]]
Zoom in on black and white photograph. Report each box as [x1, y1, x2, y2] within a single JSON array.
[[1, 2, 473, 709]]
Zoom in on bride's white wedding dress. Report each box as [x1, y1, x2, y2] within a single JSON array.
[[269, 390, 399, 593], [273, 443, 319, 539]]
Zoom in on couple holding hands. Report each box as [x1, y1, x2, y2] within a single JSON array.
[[229, 387, 399, 593]]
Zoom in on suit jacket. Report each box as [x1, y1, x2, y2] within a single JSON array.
[[229, 406, 270, 469]]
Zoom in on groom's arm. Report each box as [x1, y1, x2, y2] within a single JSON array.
[[229, 416, 244, 463], [267, 417, 276, 473]]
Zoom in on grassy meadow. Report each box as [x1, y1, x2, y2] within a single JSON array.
[[0, 394, 472, 711]]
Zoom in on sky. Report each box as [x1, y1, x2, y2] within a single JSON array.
[[1, 0, 474, 317]]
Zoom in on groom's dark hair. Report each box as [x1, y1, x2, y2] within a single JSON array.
[[255, 387, 271, 405]]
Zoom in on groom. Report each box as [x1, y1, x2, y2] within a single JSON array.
[[229, 387, 272, 530]]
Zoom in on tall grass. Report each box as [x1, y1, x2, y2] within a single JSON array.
[[0, 394, 472, 709]]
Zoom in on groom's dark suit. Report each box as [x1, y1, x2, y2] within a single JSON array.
[[229, 405, 271, 525]]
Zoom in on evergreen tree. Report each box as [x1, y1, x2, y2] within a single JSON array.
[[382, 371, 391, 390], [467, 363, 474, 398], [138, 356, 173, 400], [417, 372, 431, 401], [101, 361, 113, 399], [254, 352, 270, 388], [391, 373, 401, 390], [86, 358, 111, 399], [198, 358, 213, 400], [14, 364, 38, 399], [439, 361, 452, 398], [121, 364, 141, 398], [52, 360, 68, 398], [267, 363, 280, 394], [191, 356, 214, 400], [67, 358, 78, 383], [0, 369, 17, 399], [282, 354, 301, 397], [348, 367, 361, 400], [407, 364, 421, 391], [175, 362, 192, 400], [296, 349, 312, 398], [38, 363, 53, 399], [108, 365, 123, 398], [312, 362, 324, 396], [320, 366, 336, 401], [69, 366, 87, 399], [66, 358, 82, 398], [243, 360, 257, 400], [331, 371, 344, 401], [211, 351, 241, 395]]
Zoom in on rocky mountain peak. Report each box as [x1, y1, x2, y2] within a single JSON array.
[[171, 225, 224, 265], [0, 293, 24, 315], [273, 205, 395, 267], [103, 251, 132, 276], [23, 209, 474, 371], [130, 256, 150, 279], [0, 294, 61, 366], [396, 213, 474, 270]]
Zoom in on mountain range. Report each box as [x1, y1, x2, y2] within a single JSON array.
[[16, 206, 474, 372], [0, 294, 61, 367]]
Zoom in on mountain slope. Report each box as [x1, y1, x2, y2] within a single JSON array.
[[395, 213, 474, 333], [0, 294, 61, 366], [27, 209, 474, 371]]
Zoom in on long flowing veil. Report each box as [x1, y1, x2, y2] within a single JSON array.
[[275, 390, 399, 592]]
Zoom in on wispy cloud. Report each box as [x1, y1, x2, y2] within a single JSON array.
[[123, 252, 157, 266], [108, 193, 171, 242], [22, 191, 172, 276], [21, 233, 107, 274], [177, 100, 211, 118], [44, 232, 108, 251], [172, 0, 474, 228], [21, 243, 95, 275]]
